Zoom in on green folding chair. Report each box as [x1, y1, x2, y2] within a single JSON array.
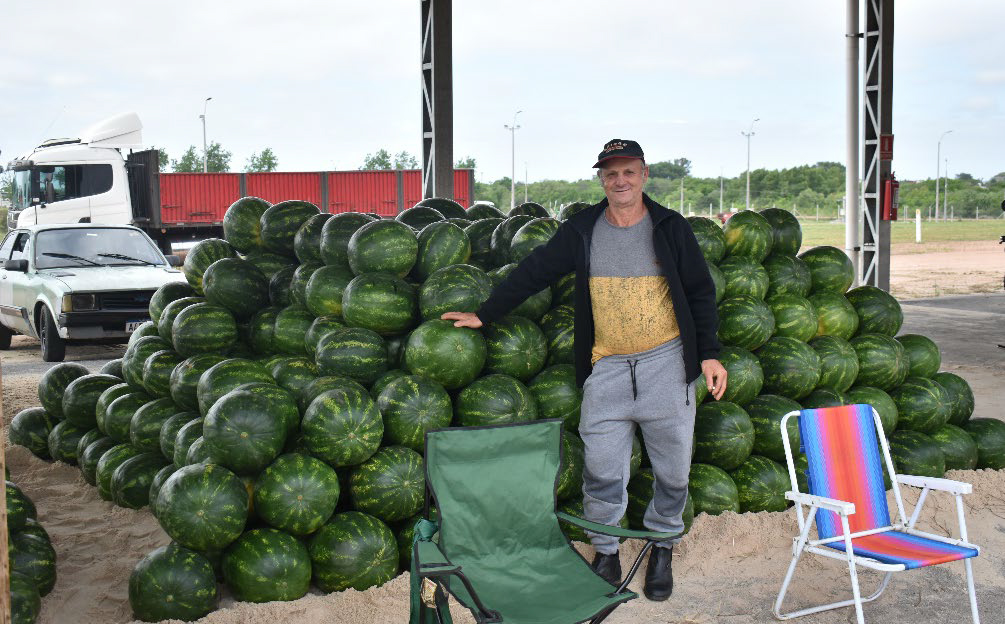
[[408, 419, 680, 624]]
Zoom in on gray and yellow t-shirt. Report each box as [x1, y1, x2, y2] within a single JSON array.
[[589, 209, 680, 363]]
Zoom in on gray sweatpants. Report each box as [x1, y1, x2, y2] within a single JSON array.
[[580, 338, 696, 555]]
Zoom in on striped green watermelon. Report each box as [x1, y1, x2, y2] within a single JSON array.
[[156, 463, 249, 551], [558, 201, 591, 221], [305, 265, 356, 317], [172, 419, 204, 467], [149, 282, 197, 324], [464, 218, 504, 269], [96, 384, 134, 432], [482, 315, 548, 382], [80, 437, 117, 486], [222, 528, 311, 602], [203, 389, 289, 475], [402, 319, 486, 389], [756, 337, 822, 400], [490, 215, 534, 266], [183, 238, 237, 295], [808, 336, 859, 393], [10, 571, 41, 624], [510, 217, 560, 263], [129, 397, 180, 452], [254, 453, 340, 535], [370, 369, 409, 399], [413, 222, 471, 281], [294, 213, 332, 265], [798, 246, 854, 294], [846, 385, 898, 434], [745, 394, 801, 463], [538, 304, 575, 366], [758, 208, 802, 256], [846, 285, 903, 337], [685, 216, 727, 264], [272, 305, 315, 356], [231, 382, 300, 439], [202, 257, 270, 320], [196, 358, 274, 416], [99, 358, 125, 378], [707, 262, 726, 304], [9, 407, 58, 459], [170, 354, 227, 412], [244, 250, 297, 277], [124, 335, 173, 389], [961, 419, 1005, 469], [302, 386, 384, 467], [766, 294, 818, 342], [160, 412, 199, 461], [890, 377, 951, 434], [128, 321, 160, 349], [552, 272, 576, 307], [111, 452, 170, 509], [467, 203, 506, 220], [75, 426, 104, 461], [305, 316, 345, 357], [260, 200, 321, 256], [448, 217, 472, 228], [141, 350, 182, 399], [315, 327, 388, 384], [417, 197, 467, 219], [557, 432, 585, 501], [349, 445, 424, 522], [268, 265, 297, 307], [376, 375, 452, 451], [62, 373, 121, 428], [717, 295, 775, 351], [801, 388, 848, 409], [718, 255, 769, 300], [308, 511, 398, 592], [528, 364, 582, 430], [96, 443, 143, 501], [850, 333, 909, 390], [342, 273, 418, 336], [38, 361, 89, 419], [488, 264, 552, 320], [289, 262, 323, 307], [320, 212, 377, 268], [298, 376, 369, 414], [722, 210, 773, 262], [762, 253, 812, 298], [717, 346, 764, 407], [348, 219, 418, 277], [455, 373, 538, 427], [930, 424, 978, 470], [889, 430, 945, 478], [47, 420, 88, 463], [688, 463, 740, 516], [397, 206, 445, 229], [269, 356, 319, 396], [101, 392, 152, 443], [895, 334, 940, 378], [157, 296, 204, 342], [932, 372, 975, 426], [5, 481, 36, 533], [129, 542, 218, 622], [510, 201, 549, 218], [693, 401, 754, 471], [9, 531, 56, 597], [808, 292, 859, 340], [223, 196, 271, 253], [171, 303, 238, 357], [729, 455, 789, 513], [418, 263, 493, 320]]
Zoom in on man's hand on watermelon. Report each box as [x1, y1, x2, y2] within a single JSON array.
[[701, 359, 728, 401], [441, 311, 483, 329]]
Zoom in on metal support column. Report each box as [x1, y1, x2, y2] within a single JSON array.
[[421, 0, 454, 200], [861, 0, 893, 290]]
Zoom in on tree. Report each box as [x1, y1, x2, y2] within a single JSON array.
[[0, 170, 13, 206], [148, 147, 170, 172], [246, 148, 279, 173], [362, 149, 393, 170], [456, 156, 477, 169], [172, 142, 231, 173], [955, 172, 976, 183], [648, 158, 691, 180], [393, 151, 418, 169]]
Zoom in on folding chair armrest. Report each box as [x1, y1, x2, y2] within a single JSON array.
[[896, 474, 972, 495], [414, 539, 460, 575], [785, 491, 855, 516], [557, 511, 680, 542]]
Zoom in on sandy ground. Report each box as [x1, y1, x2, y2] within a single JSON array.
[[889, 240, 1004, 300]]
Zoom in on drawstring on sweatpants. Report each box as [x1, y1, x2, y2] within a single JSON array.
[[626, 359, 639, 401]]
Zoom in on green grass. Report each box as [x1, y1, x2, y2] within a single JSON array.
[[798, 219, 1004, 248]]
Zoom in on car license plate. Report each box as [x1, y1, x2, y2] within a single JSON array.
[[125, 321, 144, 333]]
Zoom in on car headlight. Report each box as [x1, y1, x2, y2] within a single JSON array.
[[62, 294, 97, 312]]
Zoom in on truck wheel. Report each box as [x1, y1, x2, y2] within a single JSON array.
[[40, 307, 66, 362], [0, 325, 11, 350]]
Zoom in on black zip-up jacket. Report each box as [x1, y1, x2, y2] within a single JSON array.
[[475, 193, 721, 388]]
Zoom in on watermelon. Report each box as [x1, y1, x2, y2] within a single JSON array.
[[510, 217, 560, 263], [722, 210, 773, 262], [846, 285, 903, 337], [552, 273, 575, 308], [101, 392, 152, 442], [99, 358, 125, 378], [846, 386, 898, 435], [139, 350, 181, 399], [490, 215, 534, 266], [290, 262, 323, 307], [111, 452, 170, 509], [18, 517, 49, 542], [124, 335, 173, 389], [718, 256, 770, 300], [294, 213, 333, 265], [370, 369, 409, 399], [348, 219, 418, 277], [729, 455, 790, 512], [717, 295, 775, 351], [402, 319, 486, 390], [129, 397, 179, 452], [196, 358, 274, 416], [202, 257, 270, 320], [412, 221, 471, 281], [315, 327, 388, 384], [10, 571, 41, 624], [184, 436, 211, 466], [745, 394, 802, 463], [554, 201, 587, 221], [342, 273, 418, 336], [254, 453, 340, 535], [149, 465, 180, 517], [350, 445, 424, 522], [80, 437, 117, 486], [96, 443, 143, 501], [376, 375, 452, 451], [539, 305, 575, 366], [889, 430, 945, 478], [160, 412, 200, 461], [222, 528, 311, 603], [692, 401, 754, 471], [798, 246, 854, 294], [850, 333, 909, 391], [170, 354, 227, 412], [809, 336, 859, 393], [244, 250, 297, 277], [766, 294, 818, 342], [455, 374, 538, 427], [464, 218, 504, 269], [756, 337, 822, 400], [172, 419, 204, 467], [9, 407, 58, 458], [183, 238, 237, 295], [895, 334, 940, 378], [762, 253, 812, 298], [706, 262, 726, 304], [9, 531, 56, 597], [932, 372, 975, 426], [528, 364, 582, 430], [269, 356, 319, 396], [418, 263, 493, 320], [305, 265, 355, 317], [808, 292, 859, 340], [793, 454, 809, 492], [298, 376, 369, 414], [46, 420, 88, 463], [75, 427, 104, 460], [510, 201, 548, 218], [128, 543, 218, 622], [467, 203, 506, 220], [302, 386, 384, 467], [203, 389, 289, 475], [5, 481, 36, 533], [717, 346, 764, 406], [149, 281, 197, 324], [223, 196, 271, 253], [273, 304, 316, 356], [890, 377, 951, 434], [156, 463, 249, 551], [171, 302, 238, 357], [685, 216, 727, 264], [758, 208, 802, 256], [930, 424, 979, 471], [230, 382, 300, 439], [801, 388, 848, 410], [556, 432, 585, 501], [961, 419, 1005, 470], [269, 265, 297, 307], [397, 206, 445, 229], [128, 321, 161, 349], [416, 197, 467, 220], [309, 511, 398, 592], [38, 361, 89, 418], [305, 316, 345, 357], [482, 315, 548, 382], [688, 463, 740, 516], [320, 212, 377, 268], [260, 200, 321, 256], [488, 263, 552, 320]]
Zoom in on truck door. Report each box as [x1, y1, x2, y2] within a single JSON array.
[[0, 231, 33, 334], [33, 163, 113, 224]]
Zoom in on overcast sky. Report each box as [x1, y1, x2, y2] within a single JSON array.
[[2, 1, 1002, 184]]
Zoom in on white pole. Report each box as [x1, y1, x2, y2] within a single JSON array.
[[943, 158, 949, 221], [524, 161, 528, 203], [845, 0, 860, 288], [935, 130, 952, 221], [951, 205, 954, 221], [816, 203, 819, 221], [916, 209, 922, 243], [200, 96, 212, 173], [680, 178, 684, 213], [504, 110, 522, 212], [719, 168, 724, 212], [742, 118, 759, 211]]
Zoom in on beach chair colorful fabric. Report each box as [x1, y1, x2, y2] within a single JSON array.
[[773, 404, 980, 624], [408, 419, 680, 624]]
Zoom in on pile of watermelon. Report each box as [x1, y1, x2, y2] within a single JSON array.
[[4, 479, 56, 624]]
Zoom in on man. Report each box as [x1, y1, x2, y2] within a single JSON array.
[[442, 139, 726, 601]]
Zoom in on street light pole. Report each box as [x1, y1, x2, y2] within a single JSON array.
[[504, 110, 522, 212], [200, 97, 213, 173], [935, 129, 952, 220], [719, 167, 724, 213], [742, 118, 759, 211], [524, 161, 528, 203]]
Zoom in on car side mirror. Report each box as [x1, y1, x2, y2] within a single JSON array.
[[166, 255, 182, 267], [4, 259, 28, 272]]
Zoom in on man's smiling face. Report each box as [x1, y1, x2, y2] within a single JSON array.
[[599, 157, 648, 209]]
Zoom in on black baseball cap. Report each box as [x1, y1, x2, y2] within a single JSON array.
[[593, 139, 645, 168]]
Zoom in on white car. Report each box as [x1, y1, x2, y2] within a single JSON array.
[[0, 223, 185, 361]]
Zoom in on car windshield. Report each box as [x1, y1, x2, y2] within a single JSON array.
[[34, 228, 165, 269]]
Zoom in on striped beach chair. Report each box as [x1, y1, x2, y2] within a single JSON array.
[[773, 404, 980, 624]]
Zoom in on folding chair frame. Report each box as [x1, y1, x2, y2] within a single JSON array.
[[772, 407, 980, 624]]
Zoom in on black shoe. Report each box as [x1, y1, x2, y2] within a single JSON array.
[[591, 552, 622, 587], [644, 545, 673, 601]]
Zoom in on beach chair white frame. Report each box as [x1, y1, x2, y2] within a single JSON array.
[[772, 407, 980, 624]]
